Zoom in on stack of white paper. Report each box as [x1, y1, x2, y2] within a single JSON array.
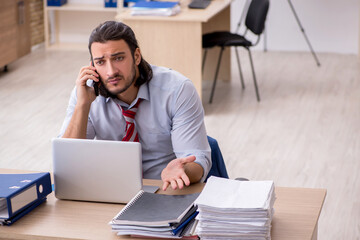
[[194, 176, 276, 240]]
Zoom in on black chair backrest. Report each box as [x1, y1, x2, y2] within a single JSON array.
[[245, 0, 270, 35]]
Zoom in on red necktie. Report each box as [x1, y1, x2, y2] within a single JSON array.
[[117, 99, 141, 142]]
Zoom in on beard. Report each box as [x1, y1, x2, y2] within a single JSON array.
[[99, 63, 137, 97]]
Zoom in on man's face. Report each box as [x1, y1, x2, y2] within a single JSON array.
[[91, 40, 141, 97]]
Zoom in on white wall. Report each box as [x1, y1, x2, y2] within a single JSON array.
[[58, 11, 117, 44], [231, 0, 359, 54], [55, 0, 116, 44]]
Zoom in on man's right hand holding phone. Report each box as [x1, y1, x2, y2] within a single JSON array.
[[75, 64, 100, 107], [63, 64, 100, 139]]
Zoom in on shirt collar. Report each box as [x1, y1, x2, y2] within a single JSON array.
[[105, 82, 150, 107], [137, 82, 150, 102]]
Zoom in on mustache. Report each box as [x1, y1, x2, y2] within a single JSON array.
[[106, 74, 124, 82]]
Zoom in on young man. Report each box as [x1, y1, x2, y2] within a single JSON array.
[[59, 21, 211, 191]]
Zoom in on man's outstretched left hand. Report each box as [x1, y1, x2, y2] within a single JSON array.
[[161, 155, 196, 191]]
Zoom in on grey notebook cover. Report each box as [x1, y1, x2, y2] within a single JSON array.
[[112, 191, 200, 226]]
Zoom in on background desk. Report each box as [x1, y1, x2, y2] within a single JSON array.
[[0, 169, 326, 240], [116, 0, 232, 99]]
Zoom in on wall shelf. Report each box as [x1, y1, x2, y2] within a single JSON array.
[[46, 3, 118, 12], [44, 2, 121, 50]]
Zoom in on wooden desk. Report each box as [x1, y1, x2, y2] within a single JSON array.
[[116, 0, 232, 99], [0, 169, 326, 240]]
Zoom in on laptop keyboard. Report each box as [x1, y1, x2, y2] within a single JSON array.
[[188, 0, 211, 9]]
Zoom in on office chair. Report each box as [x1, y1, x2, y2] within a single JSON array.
[[205, 136, 249, 182], [202, 0, 269, 103], [205, 136, 229, 181]]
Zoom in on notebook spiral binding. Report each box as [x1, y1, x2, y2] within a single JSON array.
[[115, 190, 145, 220]]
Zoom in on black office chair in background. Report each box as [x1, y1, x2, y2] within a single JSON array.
[[202, 0, 270, 103]]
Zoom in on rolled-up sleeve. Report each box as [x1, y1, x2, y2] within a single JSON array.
[[58, 87, 95, 139], [170, 80, 211, 182]]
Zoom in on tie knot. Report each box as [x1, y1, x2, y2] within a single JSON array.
[[121, 99, 141, 121]]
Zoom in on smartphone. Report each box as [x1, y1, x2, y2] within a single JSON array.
[[91, 60, 100, 96], [90, 60, 113, 98]]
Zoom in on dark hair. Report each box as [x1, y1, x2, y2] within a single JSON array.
[[88, 21, 153, 89]]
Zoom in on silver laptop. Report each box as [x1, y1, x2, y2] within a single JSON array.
[[52, 138, 143, 204]]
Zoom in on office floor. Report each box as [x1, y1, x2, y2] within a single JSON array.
[[0, 48, 359, 239]]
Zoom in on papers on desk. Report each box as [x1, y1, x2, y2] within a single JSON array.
[[110, 190, 200, 238], [131, 1, 181, 16], [194, 176, 276, 240]]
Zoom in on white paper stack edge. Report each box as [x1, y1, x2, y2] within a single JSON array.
[[194, 176, 276, 240]]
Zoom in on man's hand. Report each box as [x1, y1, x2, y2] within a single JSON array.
[[161, 156, 197, 191], [76, 64, 100, 106], [62, 64, 99, 139]]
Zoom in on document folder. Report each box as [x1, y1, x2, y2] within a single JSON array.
[[0, 172, 52, 220], [0, 197, 47, 226], [131, 1, 181, 16], [132, 1, 179, 9]]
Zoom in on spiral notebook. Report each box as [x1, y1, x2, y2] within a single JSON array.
[[111, 190, 200, 227]]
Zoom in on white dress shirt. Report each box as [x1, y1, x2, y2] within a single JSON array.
[[59, 65, 211, 182]]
